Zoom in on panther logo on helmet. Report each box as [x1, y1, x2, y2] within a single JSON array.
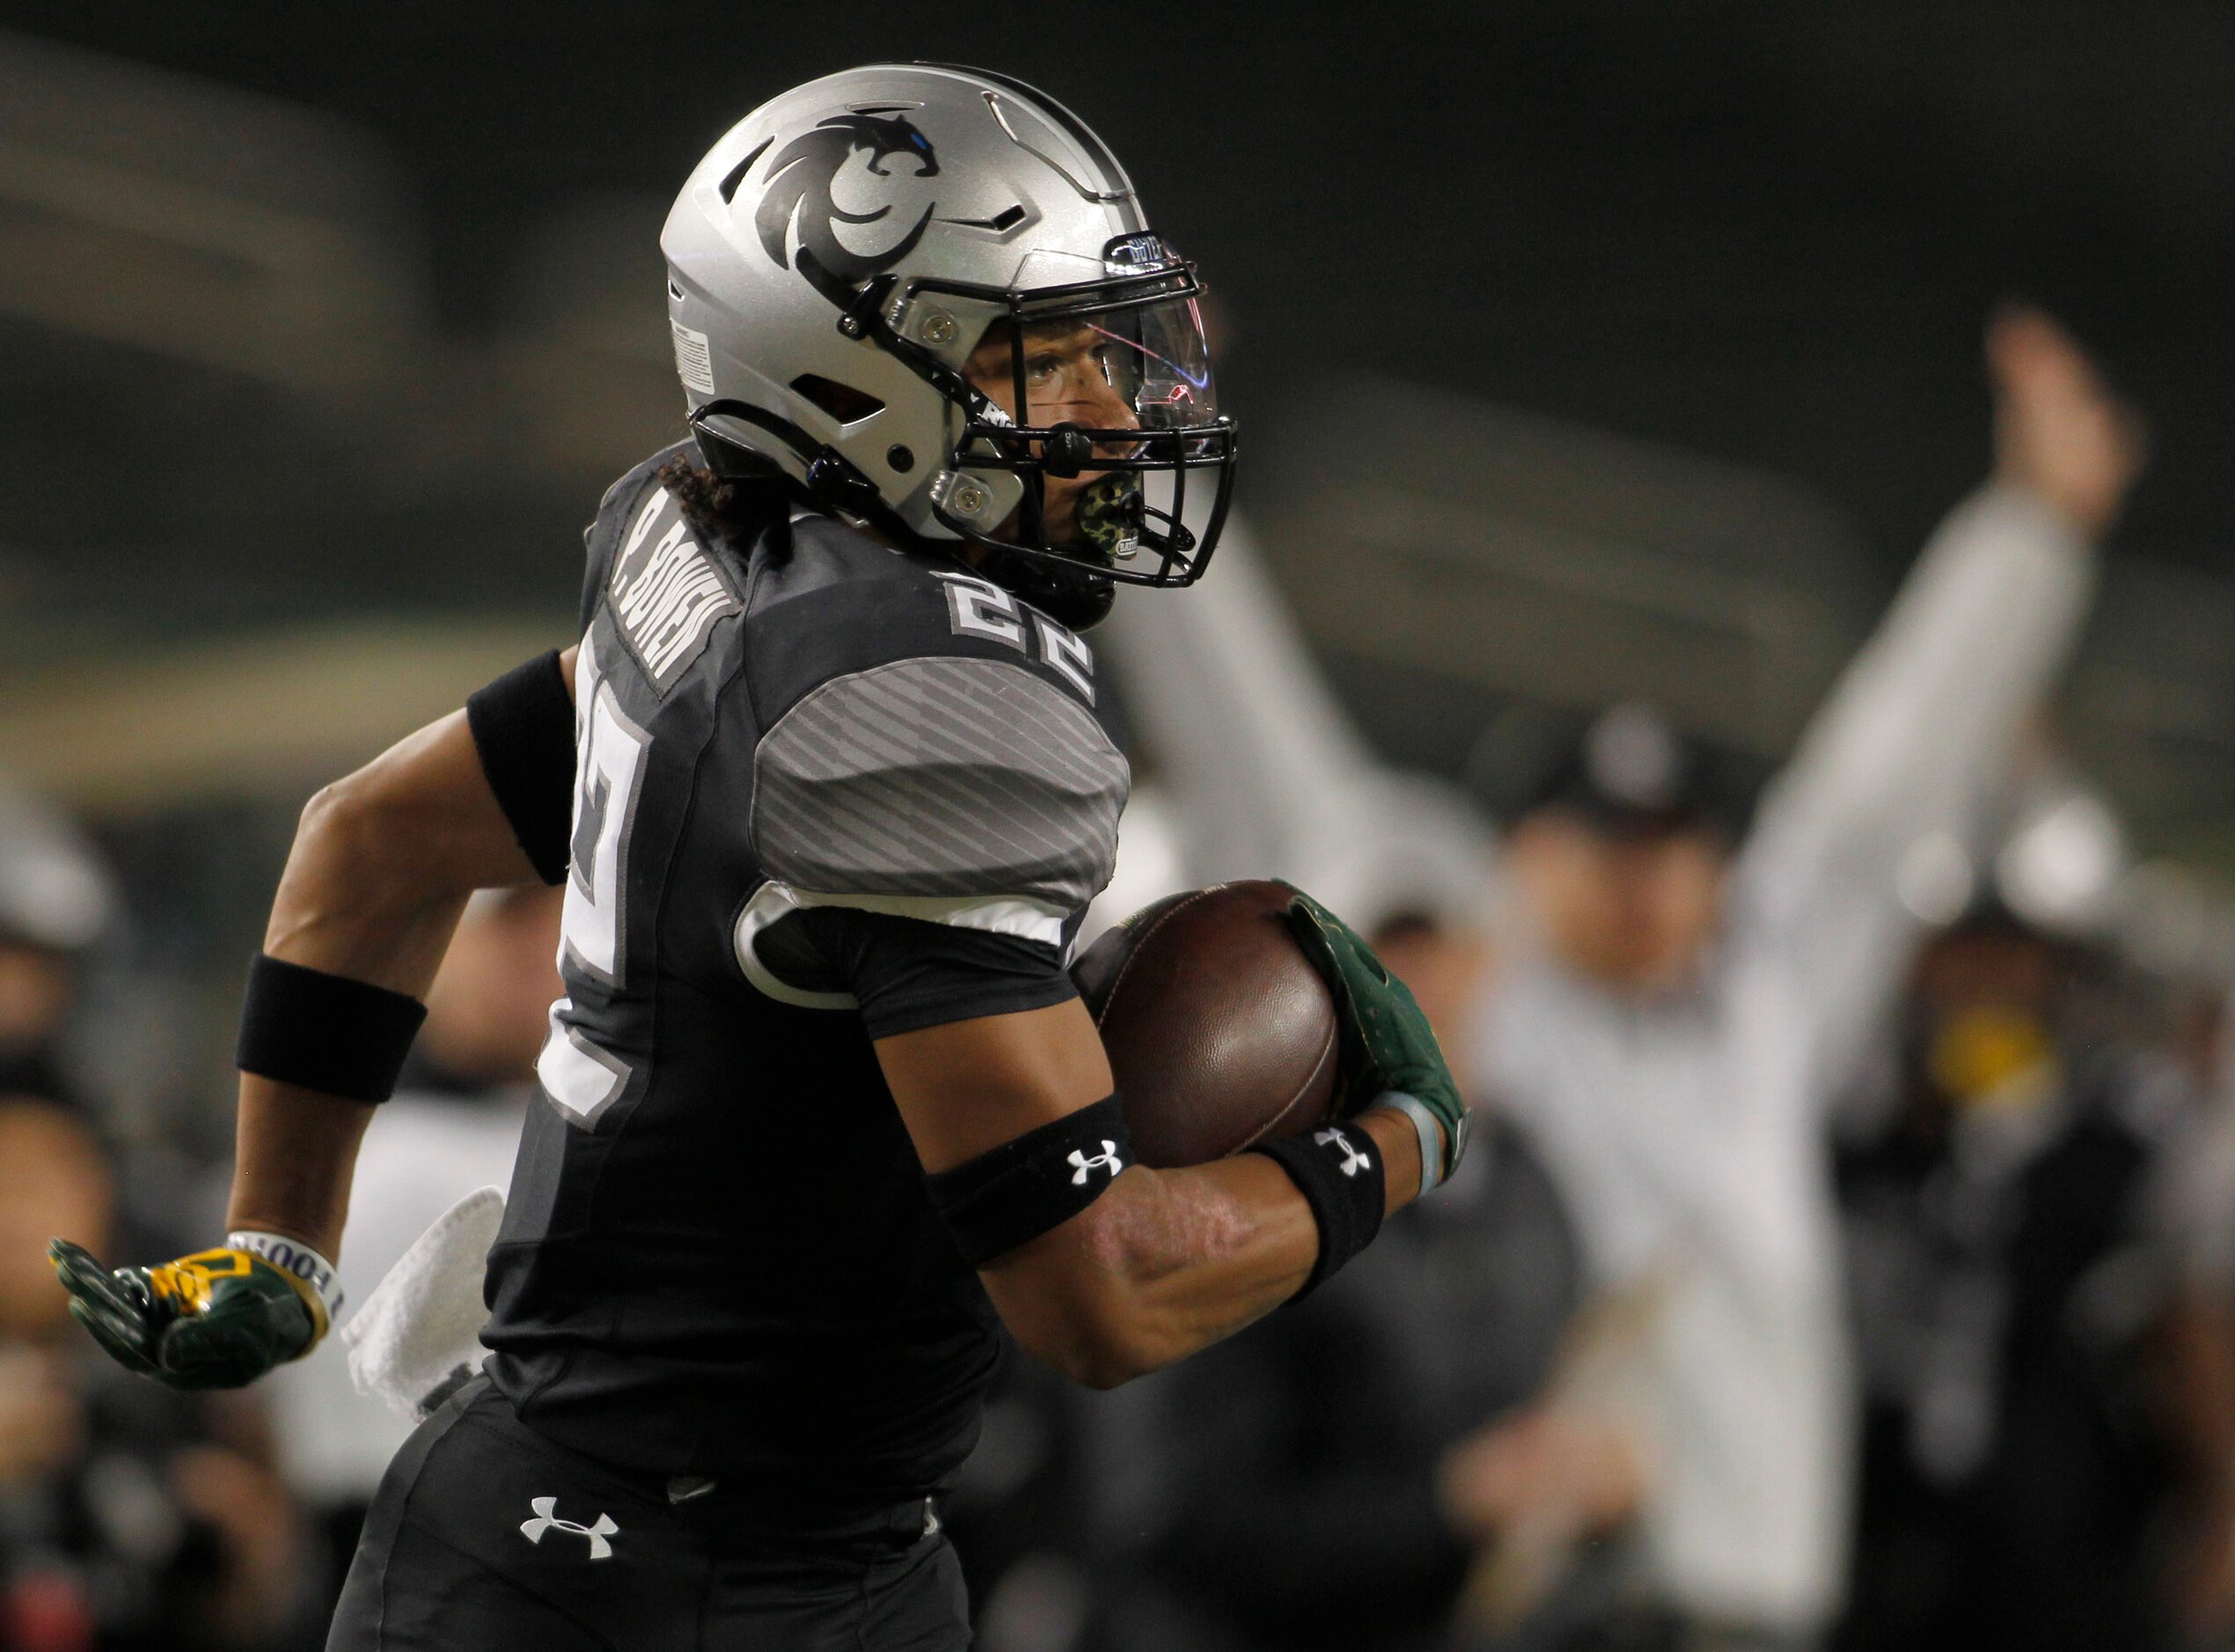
[[753, 112, 942, 287]]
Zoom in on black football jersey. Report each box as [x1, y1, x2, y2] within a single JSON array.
[[480, 443, 1130, 1509]]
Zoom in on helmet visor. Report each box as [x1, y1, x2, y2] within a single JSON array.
[[1094, 296, 1218, 435], [962, 293, 1218, 442]]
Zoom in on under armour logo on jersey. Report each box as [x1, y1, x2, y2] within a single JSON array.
[[1315, 1128, 1372, 1179], [521, 1497, 619, 1561], [1068, 1142, 1123, 1185]]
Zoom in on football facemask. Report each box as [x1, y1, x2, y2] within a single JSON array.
[[909, 237, 1235, 596]]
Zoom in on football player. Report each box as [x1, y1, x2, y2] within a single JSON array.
[[48, 65, 1469, 1651]]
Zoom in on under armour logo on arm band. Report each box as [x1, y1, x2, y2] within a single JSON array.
[[1067, 1142, 1123, 1184], [1249, 1121, 1386, 1300], [926, 1093, 1134, 1268]]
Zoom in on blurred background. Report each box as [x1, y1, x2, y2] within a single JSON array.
[[8, 3, 2235, 1649]]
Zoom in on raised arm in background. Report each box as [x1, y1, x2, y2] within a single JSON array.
[[1739, 307, 2146, 1091]]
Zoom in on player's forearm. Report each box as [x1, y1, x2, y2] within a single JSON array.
[[227, 709, 538, 1257], [1117, 1107, 1423, 1351], [993, 1107, 1422, 1386], [224, 1079, 377, 1258], [1094, 1152, 1317, 1360]]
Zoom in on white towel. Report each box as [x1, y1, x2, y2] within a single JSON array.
[[341, 1185, 504, 1423]]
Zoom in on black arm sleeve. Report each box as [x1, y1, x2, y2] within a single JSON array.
[[465, 650, 575, 886], [753, 906, 1080, 1041]]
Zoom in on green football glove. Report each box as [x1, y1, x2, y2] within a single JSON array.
[[48, 1239, 327, 1390], [1282, 888, 1469, 1184]]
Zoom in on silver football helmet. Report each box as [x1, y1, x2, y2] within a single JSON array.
[[661, 63, 1236, 626]]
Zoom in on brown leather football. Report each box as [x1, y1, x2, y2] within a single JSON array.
[[1071, 880, 1343, 1168]]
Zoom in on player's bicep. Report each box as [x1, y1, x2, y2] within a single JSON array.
[[876, 996, 1114, 1173], [267, 709, 528, 988], [756, 903, 1110, 1167], [274, 643, 580, 964]]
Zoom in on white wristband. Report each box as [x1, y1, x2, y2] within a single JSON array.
[[227, 1230, 344, 1334], [1374, 1092, 1446, 1196]]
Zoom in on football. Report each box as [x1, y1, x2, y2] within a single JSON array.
[[1071, 880, 1344, 1168]]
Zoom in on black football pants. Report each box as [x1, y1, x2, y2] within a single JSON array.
[[327, 1377, 970, 1651]]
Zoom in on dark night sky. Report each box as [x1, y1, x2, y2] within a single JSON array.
[[6, 0, 2234, 575]]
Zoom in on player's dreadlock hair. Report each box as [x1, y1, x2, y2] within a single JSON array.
[[655, 452, 797, 560]]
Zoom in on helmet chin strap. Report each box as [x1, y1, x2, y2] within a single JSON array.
[[692, 399, 1118, 630], [971, 542, 1116, 632], [692, 400, 905, 530]]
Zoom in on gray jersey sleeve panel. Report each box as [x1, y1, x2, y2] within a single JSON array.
[[751, 656, 1129, 910]]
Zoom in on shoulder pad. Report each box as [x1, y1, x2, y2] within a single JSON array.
[[752, 651, 1128, 923], [741, 514, 1129, 925]]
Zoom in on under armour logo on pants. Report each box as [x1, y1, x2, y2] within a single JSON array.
[[520, 1496, 619, 1561], [1068, 1142, 1123, 1185]]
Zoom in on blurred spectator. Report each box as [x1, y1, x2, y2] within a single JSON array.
[[1076, 915, 1591, 1652], [262, 885, 559, 1582], [1835, 905, 2235, 1650], [1126, 1124, 1599, 1652], [1469, 310, 2143, 1648], [0, 1100, 309, 1650], [0, 784, 118, 1110]]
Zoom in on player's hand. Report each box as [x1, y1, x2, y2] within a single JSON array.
[[1281, 888, 1468, 1179], [48, 1240, 322, 1391]]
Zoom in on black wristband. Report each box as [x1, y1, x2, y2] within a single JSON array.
[[465, 649, 576, 887], [236, 954, 429, 1103], [1249, 1122, 1386, 1299], [926, 1093, 1133, 1267]]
